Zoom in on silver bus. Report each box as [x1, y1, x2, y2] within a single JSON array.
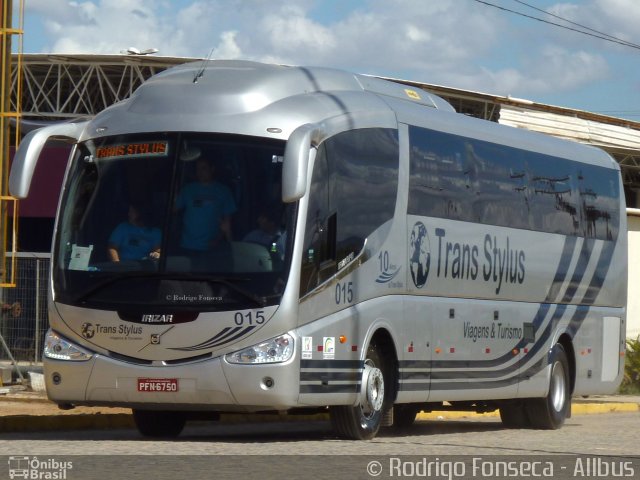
[[10, 61, 627, 439]]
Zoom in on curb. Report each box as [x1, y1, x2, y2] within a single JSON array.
[[0, 413, 135, 432], [571, 402, 640, 415], [1, 401, 638, 433], [415, 401, 640, 421]]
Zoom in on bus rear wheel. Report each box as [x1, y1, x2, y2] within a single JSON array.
[[499, 402, 530, 428], [330, 344, 388, 440], [132, 409, 187, 438], [526, 343, 571, 429]]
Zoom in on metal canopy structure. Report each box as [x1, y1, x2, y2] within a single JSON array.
[[9, 53, 640, 203], [13, 54, 189, 122]]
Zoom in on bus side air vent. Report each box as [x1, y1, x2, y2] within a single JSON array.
[[164, 353, 213, 365], [108, 351, 153, 365]]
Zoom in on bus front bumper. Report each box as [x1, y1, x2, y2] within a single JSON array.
[[43, 353, 301, 412]]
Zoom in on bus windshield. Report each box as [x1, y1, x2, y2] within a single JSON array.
[[53, 132, 293, 311]]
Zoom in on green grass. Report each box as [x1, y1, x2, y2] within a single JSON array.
[[619, 335, 640, 394]]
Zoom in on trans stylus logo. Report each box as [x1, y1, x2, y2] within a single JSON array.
[[81, 322, 95, 339], [409, 222, 431, 288]]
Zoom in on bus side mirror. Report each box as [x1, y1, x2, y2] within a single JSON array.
[[282, 123, 323, 203], [9, 122, 87, 198]]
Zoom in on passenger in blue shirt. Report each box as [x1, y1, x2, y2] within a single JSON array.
[[175, 158, 236, 271], [243, 210, 285, 261], [108, 205, 161, 262]]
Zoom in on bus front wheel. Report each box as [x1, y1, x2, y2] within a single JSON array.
[[132, 409, 187, 438], [330, 344, 389, 440]]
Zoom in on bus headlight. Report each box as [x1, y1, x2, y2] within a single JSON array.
[[225, 333, 294, 364], [44, 330, 93, 361]]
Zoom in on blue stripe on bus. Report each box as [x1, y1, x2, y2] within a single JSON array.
[[300, 384, 360, 394], [545, 235, 578, 303], [170, 325, 256, 351], [561, 238, 595, 303], [300, 360, 363, 369], [402, 235, 615, 391], [303, 234, 616, 394], [300, 371, 361, 382], [581, 240, 616, 305]]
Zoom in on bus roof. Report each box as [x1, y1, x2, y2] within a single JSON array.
[[81, 60, 617, 171], [81, 60, 452, 141]]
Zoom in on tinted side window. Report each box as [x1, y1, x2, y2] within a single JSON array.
[[408, 127, 473, 221], [408, 125, 619, 240], [300, 128, 399, 297], [326, 128, 399, 265], [471, 141, 529, 229], [528, 153, 579, 236], [578, 166, 620, 240], [300, 148, 330, 296]]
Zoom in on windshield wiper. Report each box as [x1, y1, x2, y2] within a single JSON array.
[[75, 272, 154, 304], [75, 272, 268, 307], [188, 274, 268, 308]]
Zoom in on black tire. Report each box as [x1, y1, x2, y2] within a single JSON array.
[[526, 343, 571, 429], [499, 402, 530, 428], [393, 404, 420, 430], [132, 409, 187, 438], [330, 344, 390, 440]]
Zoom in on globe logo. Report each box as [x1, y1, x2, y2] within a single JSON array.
[[81, 322, 95, 339], [409, 222, 431, 288]]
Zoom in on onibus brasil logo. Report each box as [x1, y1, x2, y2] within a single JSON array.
[[8, 456, 73, 479]]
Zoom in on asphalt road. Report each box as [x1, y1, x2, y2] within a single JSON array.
[[0, 412, 638, 480]]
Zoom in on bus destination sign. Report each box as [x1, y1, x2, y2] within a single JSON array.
[[96, 141, 168, 160]]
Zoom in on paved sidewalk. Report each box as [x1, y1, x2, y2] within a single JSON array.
[[1, 387, 638, 433]]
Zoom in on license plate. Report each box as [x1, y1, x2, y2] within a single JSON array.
[[137, 378, 179, 392]]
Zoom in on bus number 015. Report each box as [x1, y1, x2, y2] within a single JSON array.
[[234, 311, 265, 326], [335, 282, 354, 304]]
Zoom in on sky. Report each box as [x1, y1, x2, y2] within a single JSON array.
[[18, 0, 640, 121]]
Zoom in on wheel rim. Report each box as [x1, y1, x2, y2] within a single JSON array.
[[360, 359, 385, 419], [550, 361, 566, 412]]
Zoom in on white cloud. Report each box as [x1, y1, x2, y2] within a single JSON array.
[[23, 0, 629, 100], [405, 25, 430, 43], [26, 0, 188, 55], [549, 0, 640, 48], [595, 0, 640, 31], [27, 0, 81, 19], [211, 31, 242, 59], [533, 47, 610, 90], [261, 5, 336, 55], [470, 47, 609, 97]]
